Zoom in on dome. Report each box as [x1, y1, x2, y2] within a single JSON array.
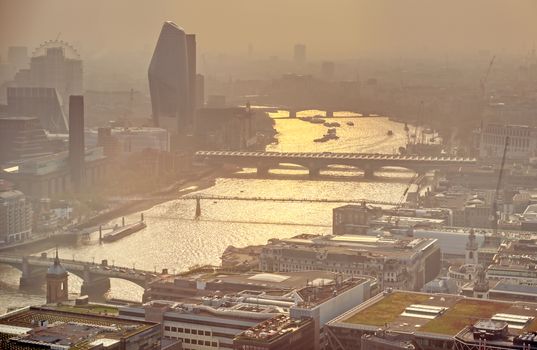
[[47, 250, 67, 276]]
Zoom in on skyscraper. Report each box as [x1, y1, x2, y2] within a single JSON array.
[[148, 22, 197, 134]]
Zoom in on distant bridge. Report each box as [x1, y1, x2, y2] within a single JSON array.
[[0, 254, 165, 296], [251, 105, 381, 119], [195, 151, 477, 178], [106, 194, 399, 206]]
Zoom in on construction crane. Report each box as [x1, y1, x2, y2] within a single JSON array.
[[491, 136, 509, 237], [480, 55, 496, 98]]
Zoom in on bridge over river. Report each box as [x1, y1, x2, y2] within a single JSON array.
[[195, 151, 477, 178], [0, 254, 166, 296]]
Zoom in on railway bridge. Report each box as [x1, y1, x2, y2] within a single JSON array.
[[195, 151, 477, 178]]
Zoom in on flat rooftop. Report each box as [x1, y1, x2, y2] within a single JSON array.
[[271, 234, 438, 259], [0, 306, 156, 349], [234, 315, 311, 344], [330, 291, 537, 337]]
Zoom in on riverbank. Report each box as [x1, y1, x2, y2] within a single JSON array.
[[0, 166, 234, 256]]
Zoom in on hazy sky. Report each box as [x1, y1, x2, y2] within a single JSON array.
[[1, 0, 537, 61]]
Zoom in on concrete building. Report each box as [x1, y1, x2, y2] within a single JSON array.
[[0, 116, 52, 163], [149, 21, 196, 135], [326, 290, 537, 350], [0, 181, 32, 244], [123, 270, 374, 350], [0, 306, 162, 349], [259, 234, 441, 291], [332, 203, 376, 235], [6, 86, 68, 133], [85, 126, 170, 155], [195, 107, 255, 150], [10, 42, 83, 114], [1, 147, 108, 199], [478, 123, 537, 161], [233, 315, 315, 350]]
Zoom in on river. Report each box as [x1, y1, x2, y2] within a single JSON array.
[[0, 110, 416, 313]]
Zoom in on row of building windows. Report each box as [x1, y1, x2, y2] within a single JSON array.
[[484, 126, 531, 137], [164, 326, 212, 336], [483, 134, 531, 149]]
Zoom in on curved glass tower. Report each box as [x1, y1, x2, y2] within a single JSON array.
[[148, 22, 192, 134]]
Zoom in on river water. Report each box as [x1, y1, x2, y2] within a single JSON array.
[[0, 111, 415, 313]]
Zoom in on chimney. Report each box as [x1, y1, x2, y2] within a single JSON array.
[[69, 95, 85, 191]]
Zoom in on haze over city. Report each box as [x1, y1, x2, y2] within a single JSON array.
[[1, 1, 537, 349]]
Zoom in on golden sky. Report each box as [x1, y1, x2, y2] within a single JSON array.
[[1, 0, 536, 60]]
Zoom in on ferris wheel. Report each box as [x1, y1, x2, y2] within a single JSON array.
[[32, 39, 81, 59]]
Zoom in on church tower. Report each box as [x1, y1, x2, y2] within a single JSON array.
[[46, 249, 69, 304], [465, 229, 479, 265]]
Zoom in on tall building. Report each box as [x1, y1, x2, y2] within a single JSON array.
[[478, 123, 537, 160], [0, 116, 52, 163], [6, 86, 68, 133], [149, 21, 197, 135], [294, 44, 306, 64], [321, 61, 335, 81], [11, 41, 83, 113], [46, 250, 69, 304], [68, 95, 85, 191], [0, 180, 32, 244]]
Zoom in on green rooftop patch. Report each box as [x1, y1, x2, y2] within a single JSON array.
[[343, 292, 429, 326], [421, 299, 510, 336]]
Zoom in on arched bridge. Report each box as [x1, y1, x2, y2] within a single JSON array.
[[0, 254, 164, 296], [195, 151, 477, 178]]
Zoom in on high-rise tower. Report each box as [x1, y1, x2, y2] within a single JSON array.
[[148, 22, 196, 135]]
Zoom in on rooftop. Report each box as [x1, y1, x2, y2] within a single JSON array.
[[234, 315, 312, 344], [0, 306, 156, 349], [331, 290, 537, 337]]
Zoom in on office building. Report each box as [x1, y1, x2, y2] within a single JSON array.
[[85, 126, 170, 155], [123, 270, 374, 350], [332, 203, 377, 235], [195, 107, 255, 150], [326, 290, 537, 350], [478, 123, 537, 161], [0, 306, 162, 349], [233, 315, 315, 350], [0, 180, 32, 244], [294, 44, 306, 64], [259, 234, 441, 291], [0, 116, 52, 163], [11, 41, 83, 111], [149, 21, 196, 134], [1, 147, 108, 199], [6, 86, 68, 133], [196, 74, 205, 108]]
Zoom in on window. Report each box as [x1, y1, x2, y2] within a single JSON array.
[[185, 329, 191, 334], [204, 330, 210, 336], [178, 328, 184, 333], [164, 326, 170, 331], [185, 339, 190, 344], [212, 342, 217, 347], [171, 327, 177, 332], [205, 340, 211, 346], [192, 329, 197, 335]]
